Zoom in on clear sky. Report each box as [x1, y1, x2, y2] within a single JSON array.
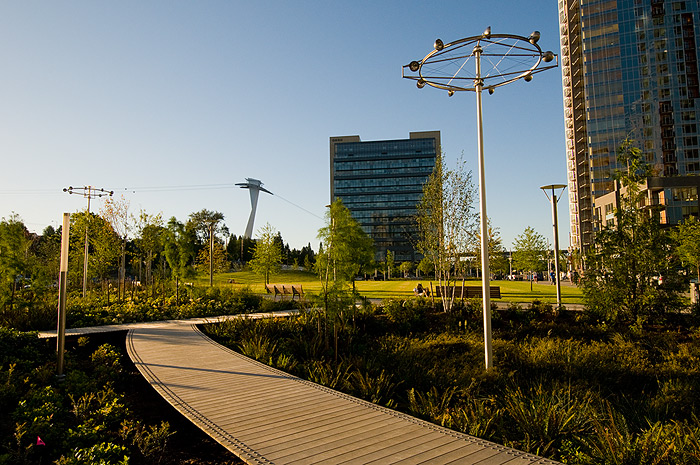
[[0, 1, 568, 252]]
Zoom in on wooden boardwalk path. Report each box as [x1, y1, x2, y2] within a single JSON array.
[[125, 319, 561, 465]]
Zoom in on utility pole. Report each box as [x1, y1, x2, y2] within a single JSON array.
[[63, 186, 114, 297]]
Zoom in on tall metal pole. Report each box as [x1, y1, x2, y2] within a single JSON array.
[[57, 213, 70, 378], [403, 29, 558, 371], [551, 189, 562, 307], [83, 191, 91, 297], [541, 184, 566, 308], [209, 224, 214, 287], [474, 45, 492, 369]]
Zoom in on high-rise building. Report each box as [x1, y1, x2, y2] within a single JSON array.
[[330, 131, 440, 262], [559, 0, 700, 251]]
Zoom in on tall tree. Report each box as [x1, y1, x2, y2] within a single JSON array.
[[400, 261, 413, 278], [474, 220, 508, 278], [101, 196, 130, 299], [133, 210, 165, 293], [671, 215, 700, 282], [416, 153, 477, 311], [195, 242, 229, 276], [386, 250, 395, 280], [316, 200, 373, 359], [69, 211, 120, 292], [163, 217, 196, 305], [582, 139, 681, 320], [189, 209, 226, 287], [512, 226, 549, 291], [249, 223, 282, 284], [0, 214, 32, 312], [317, 199, 374, 292], [34, 225, 62, 290]]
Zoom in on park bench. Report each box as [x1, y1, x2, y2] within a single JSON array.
[[264, 284, 304, 300], [434, 285, 501, 299]]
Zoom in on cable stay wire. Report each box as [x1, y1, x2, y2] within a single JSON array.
[[4, 181, 325, 221], [273, 193, 324, 220]]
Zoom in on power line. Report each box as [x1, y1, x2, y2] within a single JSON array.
[[5, 182, 325, 221], [274, 193, 324, 220], [117, 183, 236, 193]]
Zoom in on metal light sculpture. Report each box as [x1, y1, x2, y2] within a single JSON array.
[[236, 178, 273, 238], [403, 29, 557, 369]]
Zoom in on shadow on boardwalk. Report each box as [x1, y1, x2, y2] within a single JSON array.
[[124, 316, 562, 465]]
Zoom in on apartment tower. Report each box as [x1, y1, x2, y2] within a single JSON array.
[[559, 0, 700, 251]]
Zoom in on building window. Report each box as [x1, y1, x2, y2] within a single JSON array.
[[673, 2, 686, 11], [672, 187, 698, 202]]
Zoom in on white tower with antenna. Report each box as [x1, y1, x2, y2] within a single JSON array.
[[236, 178, 273, 238]]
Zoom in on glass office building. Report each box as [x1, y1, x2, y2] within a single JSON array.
[[330, 131, 440, 262], [559, 0, 700, 251]]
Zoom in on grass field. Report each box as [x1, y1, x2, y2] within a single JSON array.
[[193, 270, 584, 306]]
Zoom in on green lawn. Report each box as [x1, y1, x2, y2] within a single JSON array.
[[196, 270, 585, 306]]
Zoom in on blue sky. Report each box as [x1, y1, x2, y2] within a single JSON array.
[[0, 1, 567, 251]]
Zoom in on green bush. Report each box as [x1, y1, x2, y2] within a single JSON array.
[[56, 442, 129, 465], [498, 382, 595, 459], [348, 369, 398, 407], [200, 300, 700, 464], [383, 298, 427, 332]]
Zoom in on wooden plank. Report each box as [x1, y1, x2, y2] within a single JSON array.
[[126, 319, 561, 465]]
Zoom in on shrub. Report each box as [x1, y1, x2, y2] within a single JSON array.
[[237, 335, 277, 364], [407, 386, 456, 425], [90, 344, 123, 384], [499, 382, 595, 459], [583, 405, 680, 465], [131, 421, 173, 465], [304, 361, 350, 390], [383, 298, 426, 332], [56, 442, 129, 465], [448, 396, 501, 441], [348, 369, 398, 407]]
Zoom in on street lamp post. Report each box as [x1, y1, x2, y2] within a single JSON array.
[[403, 29, 557, 369], [540, 184, 567, 308]]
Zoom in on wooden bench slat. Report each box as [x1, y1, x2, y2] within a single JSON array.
[[434, 285, 500, 299], [266, 284, 304, 300]]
